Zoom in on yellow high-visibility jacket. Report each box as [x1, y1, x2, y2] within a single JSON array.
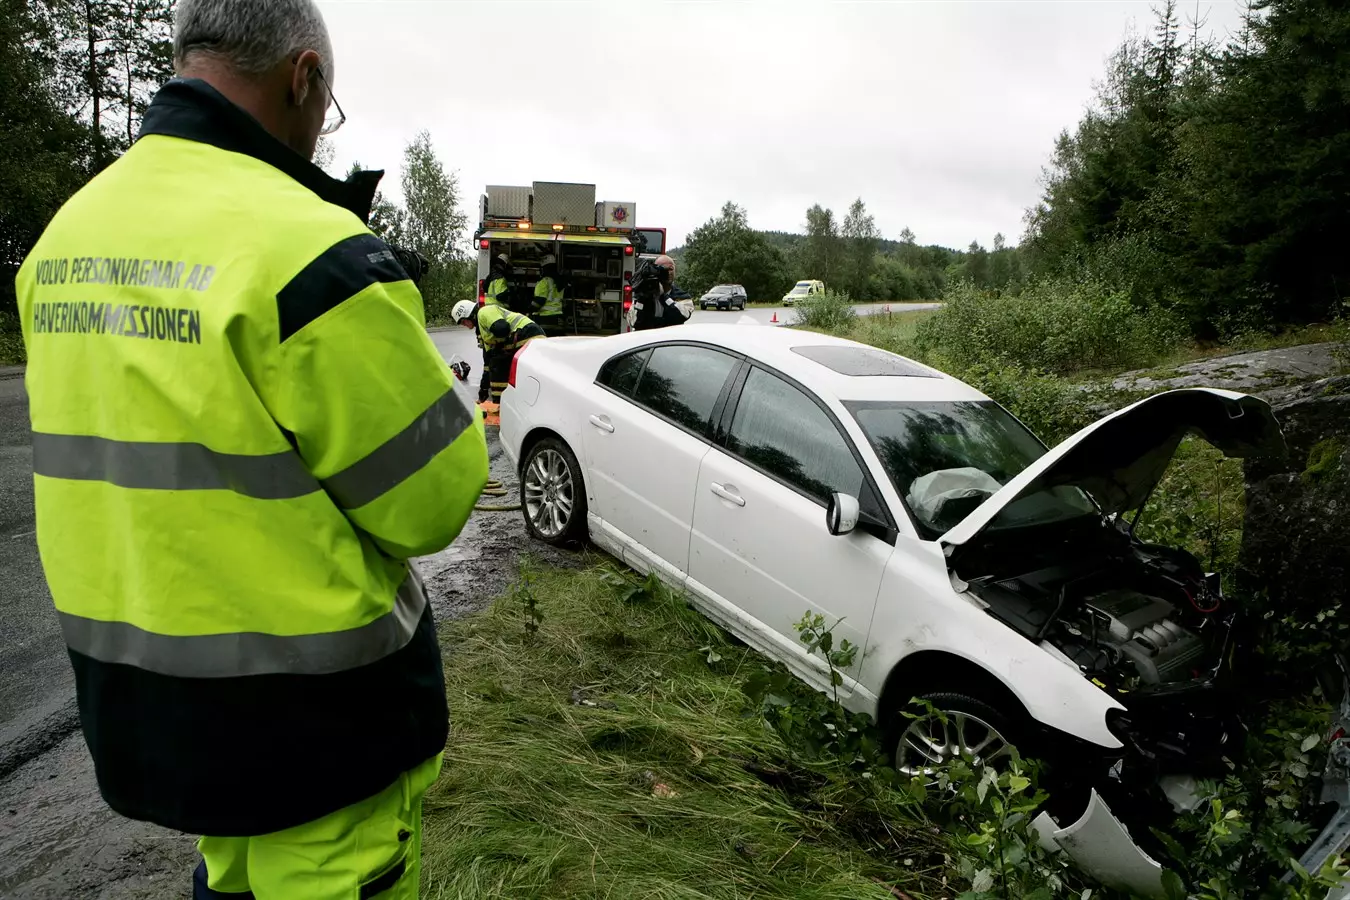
[[532, 276, 564, 317], [478, 304, 543, 352], [14, 78, 489, 837], [484, 275, 510, 306]]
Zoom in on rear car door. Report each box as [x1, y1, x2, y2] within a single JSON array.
[[687, 364, 895, 696], [582, 343, 741, 582]]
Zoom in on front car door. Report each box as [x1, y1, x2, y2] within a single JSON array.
[[686, 364, 896, 697], [581, 342, 741, 582]]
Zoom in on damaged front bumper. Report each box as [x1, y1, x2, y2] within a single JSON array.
[[1029, 673, 1242, 896], [1033, 788, 1170, 899]]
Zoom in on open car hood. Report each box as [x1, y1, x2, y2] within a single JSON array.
[[939, 388, 1286, 550]]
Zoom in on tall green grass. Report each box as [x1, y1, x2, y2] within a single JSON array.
[[913, 280, 1185, 376], [422, 559, 947, 899]]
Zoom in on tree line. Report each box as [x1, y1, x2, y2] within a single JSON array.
[[2, 0, 473, 330], [677, 200, 1023, 304], [1022, 0, 1349, 337]]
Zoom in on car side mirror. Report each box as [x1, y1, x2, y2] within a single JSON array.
[[827, 493, 860, 536]]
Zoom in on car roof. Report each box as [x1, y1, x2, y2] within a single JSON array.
[[576, 324, 987, 404]]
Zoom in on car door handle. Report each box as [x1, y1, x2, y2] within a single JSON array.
[[710, 483, 746, 507], [589, 415, 615, 433]]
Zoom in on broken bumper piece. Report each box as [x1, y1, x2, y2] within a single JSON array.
[[1032, 788, 1167, 899]]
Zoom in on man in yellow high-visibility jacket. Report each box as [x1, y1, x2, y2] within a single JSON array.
[[484, 254, 512, 307], [531, 253, 566, 335], [13, 1, 489, 897], [451, 300, 545, 403]]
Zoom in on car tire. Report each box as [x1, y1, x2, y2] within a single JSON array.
[[520, 437, 588, 546], [886, 691, 1023, 777]]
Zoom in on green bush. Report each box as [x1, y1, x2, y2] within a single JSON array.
[[0, 311, 25, 366], [792, 288, 856, 331], [915, 278, 1185, 375]]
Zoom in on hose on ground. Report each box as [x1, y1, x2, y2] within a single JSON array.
[[475, 478, 521, 512]]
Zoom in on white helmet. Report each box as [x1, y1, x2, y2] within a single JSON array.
[[451, 300, 477, 323], [540, 254, 556, 267]]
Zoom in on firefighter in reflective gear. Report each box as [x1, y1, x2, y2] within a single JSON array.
[[451, 300, 544, 402], [531, 253, 566, 334], [484, 253, 512, 307], [13, 2, 489, 897], [473, 254, 513, 399]]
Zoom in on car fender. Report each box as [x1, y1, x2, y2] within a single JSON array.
[[860, 540, 1124, 749]]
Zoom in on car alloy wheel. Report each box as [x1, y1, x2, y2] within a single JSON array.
[[523, 448, 575, 539], [895, 703, 1015, 777]]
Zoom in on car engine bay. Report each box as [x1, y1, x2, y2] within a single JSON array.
[[955, 518, 1232, 697]]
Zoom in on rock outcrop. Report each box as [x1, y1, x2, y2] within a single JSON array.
[[1238, 375, 1350, 614]]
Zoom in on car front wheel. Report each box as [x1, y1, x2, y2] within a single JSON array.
[[521, 437, 588, 545], [890, 692, 1020, 777]]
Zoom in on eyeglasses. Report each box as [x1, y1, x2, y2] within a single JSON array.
[[315, 66, 345, 136]]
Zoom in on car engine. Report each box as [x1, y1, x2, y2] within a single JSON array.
[[1057, 588, 1208, 685]]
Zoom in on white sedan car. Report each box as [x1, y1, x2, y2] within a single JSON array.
[[499, 324, 1283, 897]]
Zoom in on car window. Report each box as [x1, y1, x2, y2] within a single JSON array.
[[633, 345, 738, 434], [727, 367, 865, 504], [847, 400, 1096, 536], [597, 348, 651, 397]]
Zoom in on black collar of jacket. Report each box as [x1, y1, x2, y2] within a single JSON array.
[[137, 78, 384, 224]]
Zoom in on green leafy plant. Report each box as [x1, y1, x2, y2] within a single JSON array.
[[1150, 700, 1348, 899], [512, 562, 543, 640], [793, 288, 858, 330], [741, 611, 886, 770], [794, 611, 858, 705], [914, 278, 1184, 376]]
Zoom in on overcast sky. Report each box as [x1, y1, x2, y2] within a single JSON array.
[[320, 0, 1245, 252]]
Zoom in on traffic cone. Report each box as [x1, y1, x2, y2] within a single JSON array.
[[770, 311, 779, 324]]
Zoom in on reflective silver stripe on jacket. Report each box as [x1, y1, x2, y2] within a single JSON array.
[[322, 383, 477, 510], [33, 433, 319, 499], [58, 569, 429, 678]]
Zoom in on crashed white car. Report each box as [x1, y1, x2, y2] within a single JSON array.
[[498, 324, 1284, 897]]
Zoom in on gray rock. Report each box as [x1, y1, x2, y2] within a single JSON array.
[[1111, 343, 1343, 395], [1237, 375, 1350, 614]]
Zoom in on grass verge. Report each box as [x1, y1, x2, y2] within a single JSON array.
[[422, 557, 947, 900]]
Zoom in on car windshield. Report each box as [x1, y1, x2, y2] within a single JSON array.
[[789, 284, 812, 295], [709, 285, 735, 294], [846, 400, 1098, 537]]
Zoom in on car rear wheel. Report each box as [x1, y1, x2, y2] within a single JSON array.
[[890, 692, 1020, 777], [521, 437, 587, 545]]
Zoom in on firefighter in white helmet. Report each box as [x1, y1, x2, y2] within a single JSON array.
[[451, 300, 545, 404], [531, 254, 566, 335]]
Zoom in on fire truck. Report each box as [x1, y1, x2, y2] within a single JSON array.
[[474, 182, 666, 336]]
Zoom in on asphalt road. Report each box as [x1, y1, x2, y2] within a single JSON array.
[[0, 374, 75, 782]]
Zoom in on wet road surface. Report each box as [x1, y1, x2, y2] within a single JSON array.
[[0, 361, 575, 898], [0, 374, 77, 785]]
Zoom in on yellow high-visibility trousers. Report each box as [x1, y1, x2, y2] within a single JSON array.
[[195, 754, 442, 899]]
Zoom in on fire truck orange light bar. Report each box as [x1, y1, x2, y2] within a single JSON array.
[[516, 221, 531, 230], [552, 224, 564, 232]]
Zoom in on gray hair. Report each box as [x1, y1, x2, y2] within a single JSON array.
[[174, 0, 334, 80]]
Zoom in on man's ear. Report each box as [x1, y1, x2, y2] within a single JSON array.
[[289, 48, 322, 107]]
